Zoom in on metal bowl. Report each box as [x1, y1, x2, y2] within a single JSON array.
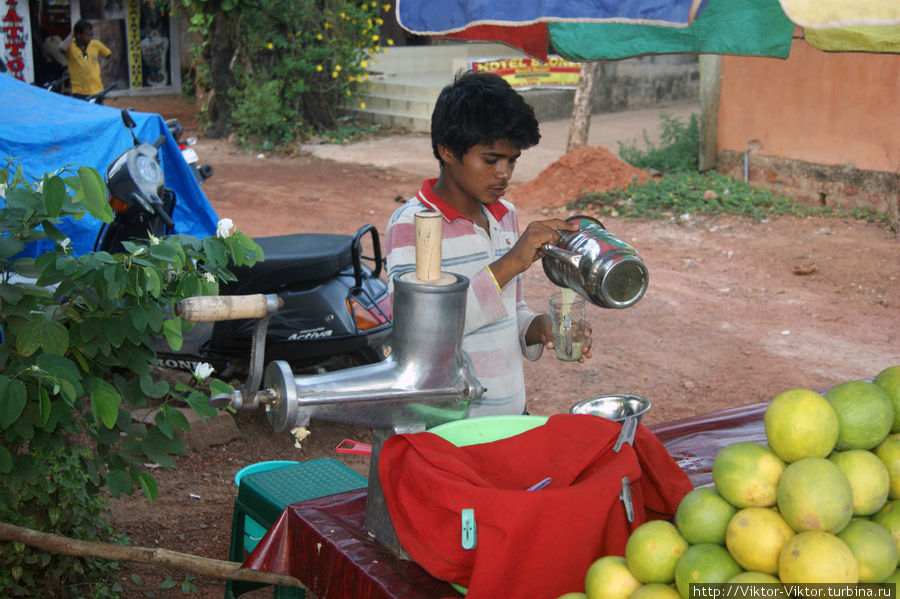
[[569, 394, 651, 423]]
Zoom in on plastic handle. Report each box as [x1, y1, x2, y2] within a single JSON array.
[[335, 439, 372, 455]]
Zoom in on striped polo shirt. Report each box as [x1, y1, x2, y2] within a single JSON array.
[[385, 178, 543, 417]]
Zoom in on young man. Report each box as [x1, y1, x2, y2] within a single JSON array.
[[385, 71, 591, 417], [59, 20, 112, 103]]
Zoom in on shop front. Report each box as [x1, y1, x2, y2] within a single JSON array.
[[2, 0, 182, 94]]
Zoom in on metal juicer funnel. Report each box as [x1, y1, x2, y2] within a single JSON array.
[[261, 272, 484, 433]]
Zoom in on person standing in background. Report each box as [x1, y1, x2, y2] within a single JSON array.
[[59, 20, 111, 103]]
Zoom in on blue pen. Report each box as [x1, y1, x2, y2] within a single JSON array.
[[525, 477, 552, 491]]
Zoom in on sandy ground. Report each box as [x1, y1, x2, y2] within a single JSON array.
[[100, 94, 900, 598]]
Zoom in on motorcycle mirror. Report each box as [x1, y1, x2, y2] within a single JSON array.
[[120, 109, 140, 146], [120, 108, 136, 129]]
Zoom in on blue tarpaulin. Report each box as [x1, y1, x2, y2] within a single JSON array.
[[0, 73, 218, 257]]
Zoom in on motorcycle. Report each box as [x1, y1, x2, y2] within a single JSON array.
[[164, 117, 214, 185], [96, 109, 392, 377]]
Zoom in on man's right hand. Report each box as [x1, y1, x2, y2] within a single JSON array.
[[488, 218, 577, 288]]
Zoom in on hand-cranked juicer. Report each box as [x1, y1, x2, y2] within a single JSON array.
[[176, 210, 484, 557]]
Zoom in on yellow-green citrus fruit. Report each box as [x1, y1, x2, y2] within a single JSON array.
[[674, 543, 742, 599], [825, 380, 894, 450], [764, 388, 839, 462], [777, 457, 853, 533], [837, 519, 899, 583], [872, 499, 900, 559], [712, 442, 785, 508], [778, 530, 859, 583], [625, 520, 689, 584], [557, 594, 588, 599], [674, 487, 736, 545], [727, 571, 780, 584], [874, 366, 900, 433], [829, 449, 891, 516], [725, 507, 795, 574], [584, 555, 642, 599], [629, 583, 681, 599], [876, 434, 900, 499]]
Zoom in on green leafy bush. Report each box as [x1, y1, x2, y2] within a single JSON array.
[[195, 0, 389, 146], [618, 113, 700, 173], [571, 170, 884, 222], [0, 163, 262, 596], [0, 445, 124, 597]]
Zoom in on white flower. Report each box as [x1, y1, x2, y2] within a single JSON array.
[[193, 362, 215, 381], [216, 218, 234, 238], [148, 233, 160, 245], [203, 272, 215, 283], [0, 183, 7, 199]]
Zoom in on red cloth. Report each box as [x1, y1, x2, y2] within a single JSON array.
[[445, 24, 550, 62], [379, 414, 693, 599]]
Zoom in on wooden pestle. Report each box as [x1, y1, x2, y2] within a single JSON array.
[[410, 210, 455, 286]]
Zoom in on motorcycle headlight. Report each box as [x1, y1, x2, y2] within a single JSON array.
[[134, 154, 162, 186]]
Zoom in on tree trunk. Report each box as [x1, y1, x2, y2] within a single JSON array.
[[698, 55, 722, 172], [205, 7, 240, 137], [566, 61, 599, 154], [0, 520, 304, 589]]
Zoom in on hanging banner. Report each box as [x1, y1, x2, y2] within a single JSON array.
[[2, 0, 34, 82], [126, 0, 142, 88], [470, 56, 581, 89]]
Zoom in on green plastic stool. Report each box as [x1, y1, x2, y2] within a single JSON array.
[[233, 461, 300, 554], [225, 458, 368, 599]]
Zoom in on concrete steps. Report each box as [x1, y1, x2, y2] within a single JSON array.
[[347, 43, 523, 132]]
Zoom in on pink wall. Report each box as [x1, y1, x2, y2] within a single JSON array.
[[718, 39, 900, 174]]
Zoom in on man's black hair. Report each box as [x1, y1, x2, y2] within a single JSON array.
[[431, 71, 540, 165], [74, 20, 93, 35]]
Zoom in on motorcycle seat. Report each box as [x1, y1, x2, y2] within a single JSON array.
[[230, 233, 354, 291]]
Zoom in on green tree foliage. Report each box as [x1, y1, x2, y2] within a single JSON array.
[[0, 163, 263, 596], [179, 0, 390, 143]]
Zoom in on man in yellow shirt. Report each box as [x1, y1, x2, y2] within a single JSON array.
[[59, 20, 112, 103]]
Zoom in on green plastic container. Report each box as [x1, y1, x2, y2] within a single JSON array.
[[427, 415, 548, 595], [428, 415, 548, 446]]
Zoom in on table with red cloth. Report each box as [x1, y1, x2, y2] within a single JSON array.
[[241, 403, 768, 599]]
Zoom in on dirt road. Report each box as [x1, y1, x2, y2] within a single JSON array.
[[104, 94, 899, 598]]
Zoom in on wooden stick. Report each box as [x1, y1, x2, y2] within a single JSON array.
[[0, 521, 304, 589]]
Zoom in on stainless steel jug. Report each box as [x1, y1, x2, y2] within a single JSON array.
[[541, 215, 649, 309]]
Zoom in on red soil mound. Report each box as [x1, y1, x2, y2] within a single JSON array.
[[510, 145, 650, 209]]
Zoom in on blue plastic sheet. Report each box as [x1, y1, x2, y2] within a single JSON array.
[[0, 74, 218, 257], [397, 0, 710, 34]]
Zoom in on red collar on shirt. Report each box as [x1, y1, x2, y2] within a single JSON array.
[[418, 178, 509, 223]]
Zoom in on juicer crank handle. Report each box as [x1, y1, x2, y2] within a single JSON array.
[[175, 294, 284, 322], [540, 243, 582, 268]]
